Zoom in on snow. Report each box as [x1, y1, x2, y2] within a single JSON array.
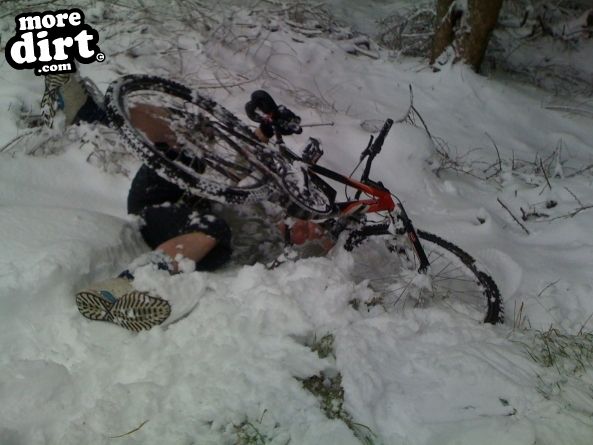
[[1, 1, 593, 444]]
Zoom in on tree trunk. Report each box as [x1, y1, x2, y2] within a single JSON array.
[[460, 0, 504, 71], [430, 0, 457, 65], [431, 0, 504, 73]]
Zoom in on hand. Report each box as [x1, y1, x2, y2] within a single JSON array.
[[245, 91, 302, 137], [274, 105, 302, 135]]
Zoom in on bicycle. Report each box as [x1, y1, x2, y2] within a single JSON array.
[[104, 75, 504, 325]]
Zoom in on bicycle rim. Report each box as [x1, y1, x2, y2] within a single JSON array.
[[104, 75, 275, 205], [350, 230, 503, 324]]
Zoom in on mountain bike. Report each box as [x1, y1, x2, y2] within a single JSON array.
[[104, 75, 504, 324]]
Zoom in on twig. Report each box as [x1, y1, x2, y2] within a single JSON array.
[[566, 162, 593, 178], [395, 85, 415, 124], [301, 122, 335, 127], [212, 69, 233, 95], [0, 132, 33, 153], [539, 158, 552, 193], [542, 147, 558, 171], [513, 300, 527, 331], [351, 46, 379, 59], [544, 105, 593, 117], [537, 280, 560, 298], [497, 198, 530, 234], [579, 312, 593, 335], [194, 75, 259, 90], [485, 132, 502, 177], [529, 280, 562, 327], [548, 204, 593, 221], [312, 77, 335, 113], [563, 186, 584, 207], [108, 420, 149, 438]]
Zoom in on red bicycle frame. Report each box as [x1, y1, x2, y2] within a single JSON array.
[[277, 118, 430, 271], [306, 162, 430, 273], [307, 163, 395, 216]]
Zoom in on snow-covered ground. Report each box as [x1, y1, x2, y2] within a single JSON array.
[[1, 1, 593, 444]]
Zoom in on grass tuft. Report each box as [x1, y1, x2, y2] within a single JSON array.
[[518, 327, 593, 418], [310, 333, 336, 359], [232, 411, 289, 445], [528, 328, 593, 375], [233, 420, 268, 445], [300, 333, 379, 444]]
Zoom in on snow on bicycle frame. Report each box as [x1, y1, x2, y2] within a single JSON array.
[[105, 75, 503, 324], [282, 118, 431, 274]]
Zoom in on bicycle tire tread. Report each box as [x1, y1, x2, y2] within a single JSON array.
[[417, 230, 504, 324], [104, 74, 273, 205]]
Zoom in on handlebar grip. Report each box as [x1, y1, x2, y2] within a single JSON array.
[[369, 118, 393, 155], [356, 118, 394, 193]]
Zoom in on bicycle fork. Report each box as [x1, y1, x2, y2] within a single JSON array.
[[392, 206, 430, 274]]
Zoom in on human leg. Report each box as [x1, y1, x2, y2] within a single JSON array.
[[42, 72, 107, 127], [128, 104, 179, 148], [137, 203, 232, 273], [42, 73, 184, 133], [76, 202, 232, 330], [155, 232, 218, 273]]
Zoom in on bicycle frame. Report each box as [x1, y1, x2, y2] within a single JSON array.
[[307, 163, 394, 215], [275, 120, 397, 218], [282, 119, 431, 273], [225, 108, 430, 271]]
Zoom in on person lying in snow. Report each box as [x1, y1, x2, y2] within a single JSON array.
[[41, 73, 333, 332]]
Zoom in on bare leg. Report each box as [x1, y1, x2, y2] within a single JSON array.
[[129, 104, 178, 147], [128, 105, 225, 272], [254, 127, 270, 143], [157, 232, 218, 273]]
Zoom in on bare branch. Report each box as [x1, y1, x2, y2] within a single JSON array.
[[538, 158, 552, 193], [108, 420, 149, 439], [497, 198, 530, 234], [545, 105, 593, 117], [563, 187, 584, 207], [548, 204, 593, 221], [566, 163, 593, 178]]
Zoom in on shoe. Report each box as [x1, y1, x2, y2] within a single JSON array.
[[75, 277, 171, 332], [41, 72, 106, 128], [41, 73, 70, 127]]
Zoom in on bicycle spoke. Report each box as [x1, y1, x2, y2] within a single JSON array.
[[431, 275, 478, 284], [349, 230, 502, 324]]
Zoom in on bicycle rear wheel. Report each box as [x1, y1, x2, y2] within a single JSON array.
[[347, 227, 503, 324], [104, 75, 275, 205]]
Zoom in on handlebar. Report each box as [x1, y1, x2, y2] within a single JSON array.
[[356, 118, 393, 198], [360, 118, 394, 161]]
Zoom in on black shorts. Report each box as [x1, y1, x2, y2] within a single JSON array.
[[128, 165, 232, 271]]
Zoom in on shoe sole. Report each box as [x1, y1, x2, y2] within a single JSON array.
[[76, 290, 171, 332]]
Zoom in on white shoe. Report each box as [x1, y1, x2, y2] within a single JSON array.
[[41, 72, 104, 127], [75, 277, 171, 332]]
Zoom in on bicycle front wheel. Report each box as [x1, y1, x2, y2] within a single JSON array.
[[348, 228, 503, 324], [104, 75, 275, 205]]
